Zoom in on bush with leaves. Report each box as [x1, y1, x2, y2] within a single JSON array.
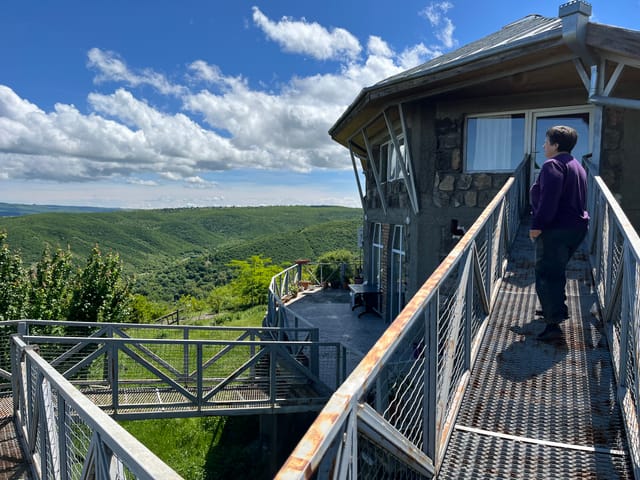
[[314, 249, 355, 287], [0, 232, 28, 321], [228, 255, 282, 307], [67, 245, 132, 323], [28, 245, 73, 321]]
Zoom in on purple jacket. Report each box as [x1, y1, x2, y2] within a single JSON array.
[[530, 153, 589, 231]]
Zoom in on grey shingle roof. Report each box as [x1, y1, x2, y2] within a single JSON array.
[[376, 14, 562, 88]]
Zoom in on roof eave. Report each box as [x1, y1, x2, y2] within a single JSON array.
[[329, 28, 565, 145]]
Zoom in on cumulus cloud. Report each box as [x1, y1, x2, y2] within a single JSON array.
[[88, 48, 186, 96], [251, 7, 362, 61], [0, 6, 458, 188]]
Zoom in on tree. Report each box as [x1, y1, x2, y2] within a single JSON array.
[[207, 284, 237, 314], [129, 294, 170, 323], [0, 232, 28, 321], [28, 245, 73, 320], [228, 255, 282, 307], [315, 249, 355, 287], [68, 245, 132, 323]]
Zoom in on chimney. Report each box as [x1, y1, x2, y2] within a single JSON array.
[[559, 1, 595, 66]]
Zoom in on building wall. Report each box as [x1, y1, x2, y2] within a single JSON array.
[[360, 88, 598, 321], [600, 107, 640, 231]]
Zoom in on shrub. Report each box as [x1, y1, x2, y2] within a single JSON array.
[[314, 249, 355, 287]]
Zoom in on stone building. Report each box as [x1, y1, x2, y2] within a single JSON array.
[[330, 1, 640, 322]]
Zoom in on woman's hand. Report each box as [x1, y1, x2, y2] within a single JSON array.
[[529, 229, 542, 241]]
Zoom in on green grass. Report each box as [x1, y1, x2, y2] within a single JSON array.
[[119, 416, 226, 480]]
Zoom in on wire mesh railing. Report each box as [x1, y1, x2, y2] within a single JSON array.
[[0, 321, 327, 389], [265, 260, 360, 331], [11, 335, 183, 480], [585, 170, 640, 478], [12, 332, 344, 418], [276, 156, 530, 479]]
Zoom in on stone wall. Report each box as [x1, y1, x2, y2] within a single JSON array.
[[432, 116, 510, 209]]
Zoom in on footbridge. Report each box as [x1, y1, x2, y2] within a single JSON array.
[[2, 155, 640, 479], [0, 322, 346, 478], [277, 158, 640, 479]]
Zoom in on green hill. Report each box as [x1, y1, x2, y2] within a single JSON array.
[[0, 206, 363, 301]]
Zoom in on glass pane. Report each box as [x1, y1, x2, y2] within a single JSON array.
[[466, 114, 525, 172], [533, 114, 590, 173]]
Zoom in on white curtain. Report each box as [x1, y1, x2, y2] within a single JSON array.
[[473, 116, 513, 170]]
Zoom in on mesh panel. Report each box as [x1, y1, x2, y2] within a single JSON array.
[[374, 317, 427, 449], [358, 433, 428, 480], [440, 429, 632, 479]]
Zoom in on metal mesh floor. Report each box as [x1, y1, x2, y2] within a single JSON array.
[[438, 225, 634, 479]]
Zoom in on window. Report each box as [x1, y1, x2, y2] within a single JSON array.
[[371, 223, 383, 287], [380, 136, 406, 182], [390, 225, 406, 319], [465, 114, 525, 172]]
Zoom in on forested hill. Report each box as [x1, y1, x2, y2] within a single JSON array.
[[0, 206, 363, 301]]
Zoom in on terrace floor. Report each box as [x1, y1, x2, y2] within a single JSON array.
[[284, 286, 388, 374]]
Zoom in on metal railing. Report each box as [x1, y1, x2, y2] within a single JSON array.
[[276, 157, 530, 478], [265, 260, 359, 331], [585, 169, 640, 478], [11, 335, 182, 480], [2, 321, 346, 418]]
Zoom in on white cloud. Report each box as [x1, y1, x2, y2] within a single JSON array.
[[87, 48, 186, 96], [0, 7, 458, 194], [251, 6, 362, 61], [420, 2, 457, 49]]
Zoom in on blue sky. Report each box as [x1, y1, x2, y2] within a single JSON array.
[[1, 1, 639, 209]]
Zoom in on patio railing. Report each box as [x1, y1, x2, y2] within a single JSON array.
[[11, 335, 182, 480], [276, 156, 530, 478], [585, 169, 640, 477]]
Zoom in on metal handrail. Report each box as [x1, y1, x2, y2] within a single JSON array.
[[13, 334, 345, 418], [265, 260, 359, 331], [0, 320, 321, 385], [585, 171, 640, 478], [11, 335, 183, 480], [277, 156, 530, 478]]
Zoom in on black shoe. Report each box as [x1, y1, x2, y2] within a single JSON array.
[[537, 323, 562, 341], [535, 309, 569, 319]]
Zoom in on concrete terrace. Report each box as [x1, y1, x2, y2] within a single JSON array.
[[284, 287, 388, 374]]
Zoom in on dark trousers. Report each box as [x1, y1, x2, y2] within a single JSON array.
[[534, 228, 587, 324]]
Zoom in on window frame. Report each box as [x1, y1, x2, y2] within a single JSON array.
[[463, 105, 594, 174]]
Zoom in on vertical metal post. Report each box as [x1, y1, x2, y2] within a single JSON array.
[[111, 341, 119, 414], [464, 248, 474, 372], [423, 300, 438, 462], [183, 328, 190, 385], [37, 371, 47, 479], [617, 245, 631, 391], [196, 344, 203, 411], [269, 346, 277, 405], [309, 329, 319, 378], [605, 205, 615, 316], [57, 392, 68, 480]]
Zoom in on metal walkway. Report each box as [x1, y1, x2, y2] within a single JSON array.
[[438, 222, 633, 478]]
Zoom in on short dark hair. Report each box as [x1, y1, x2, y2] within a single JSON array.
[[546, 125, 578, 153]]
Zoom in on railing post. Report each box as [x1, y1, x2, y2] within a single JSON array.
[[197, 344, 203, 412], [57, 391, 68, 480], [423, 300, 438, 462], [184, 328, 190, 385], [309, 329, 319, 379], [617, 245, 632, 392], [464, 247, 474, 372], [110, 340, 119, 414], [269, 346, 277, 405]]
